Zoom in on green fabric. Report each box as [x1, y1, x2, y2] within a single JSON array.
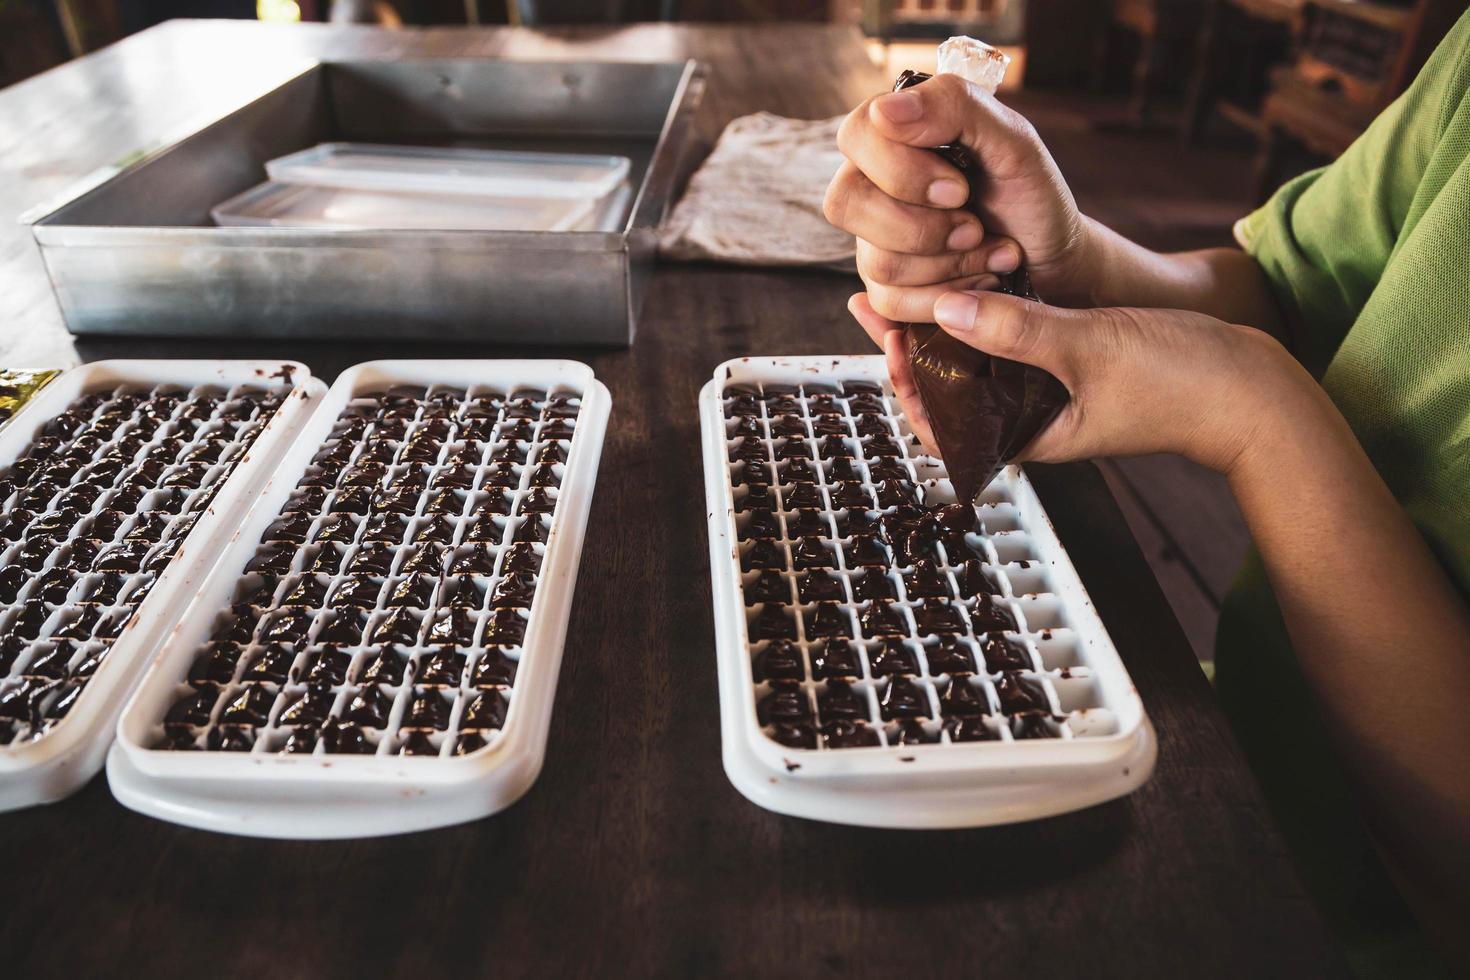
[[1220, 11, 1470, 977]]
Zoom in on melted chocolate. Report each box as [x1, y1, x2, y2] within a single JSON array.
[[399, 729, 440, 756], [859, 600, 907, 637], [939, 676, 989, 718], [279, 686, 334, 727], [754, 640, 805, 682], [994, 672, 1049, 714], [822, 719, 880, 748], [1011, 713, 1059, 739], [356, 647, 408, 685], [461, 689, 509, 730], [980, 634, 1031, 673], [771, 722, 816, 749], [913, 599, 968, 635], [758, 683, 812, 725], [371, 608, 422, 646], [796, 572, 843, 603], [808, 640, 859, 680], [490, 572, 537, 608], [804, 602, 852, 639], [868, 638, 919, 677], [418, 651, 466, 686], [471, 648, 518, 688], [754, 604, 796, 640], [971, 594, 1018, 633], [482, 609, 526, 646], [926, 636, 978, 675], [945, 716, 997, 742], [889, 719, 939, 745], [784, 509, 827, 538], [300, 646, 351, 685], [341, 684, 393, 728], [817, 680, 868, 721], [403, 688, 451, 730], [386, 573, 436, 608], [427, 607, 478, 646], [219, 684, 273, 726], [242, 645, 295, 684], [330, 576, 383, 609], [322, 721, 375, 755], [879, 676, 930, 720]]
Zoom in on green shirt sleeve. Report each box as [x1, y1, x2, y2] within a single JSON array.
[[1234, 10, 1470, 375]]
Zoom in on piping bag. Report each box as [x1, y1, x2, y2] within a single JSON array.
[[893, 38, 1069, 507]]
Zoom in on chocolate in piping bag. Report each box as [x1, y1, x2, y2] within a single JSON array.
[[894, 39, 1069, 506]]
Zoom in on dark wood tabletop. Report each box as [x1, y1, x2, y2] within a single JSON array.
[[0, 20, 1342, 978]]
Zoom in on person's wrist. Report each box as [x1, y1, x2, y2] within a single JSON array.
[[1044, 214, 1110, 308], [1214, 327, 1331, 484]]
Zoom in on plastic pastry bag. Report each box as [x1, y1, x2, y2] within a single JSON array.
[[895, 38, 1069, 506]]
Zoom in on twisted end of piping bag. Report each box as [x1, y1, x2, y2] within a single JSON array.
[[892, 38, 1070, 507]]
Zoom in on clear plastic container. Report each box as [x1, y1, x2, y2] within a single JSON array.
[[211, 181, 621, 232], [211, 143, 634, 232], [266, 143, 632, 200]]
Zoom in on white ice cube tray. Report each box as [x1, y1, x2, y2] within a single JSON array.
[[701, 356, 1155, 828], [0, 361, 319, 811], [108, 360, 610, 839]]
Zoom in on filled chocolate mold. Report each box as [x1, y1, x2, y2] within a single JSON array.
[[145, 383, 579, 759], [703, 356, 1153, 828], [0, 380, 290, 748], [722, 374, 1103, 750]]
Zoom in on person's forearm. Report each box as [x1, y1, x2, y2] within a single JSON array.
[[1052, 217, 1289, 342], [1228, 359, 1470, 959]]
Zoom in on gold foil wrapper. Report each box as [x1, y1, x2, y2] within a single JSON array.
[[0, 369, 62, 428]]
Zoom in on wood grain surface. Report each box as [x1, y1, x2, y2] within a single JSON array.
[[0, 21, 1341, 978]]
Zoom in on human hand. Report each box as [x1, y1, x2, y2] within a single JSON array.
[[824, 73, 1095, 322], [848, 289, 1307, 476]]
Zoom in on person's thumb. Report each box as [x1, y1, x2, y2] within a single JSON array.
[[932, 289, 1097, 384], [870, 73, 1039, 184]]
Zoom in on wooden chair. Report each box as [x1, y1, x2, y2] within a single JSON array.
[[1094, 0, 1211, 126], [1252, 0, 1466, 200], [1180, 0, 1302, 144]]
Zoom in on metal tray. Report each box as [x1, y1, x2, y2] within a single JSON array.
[[25, 58, 705, 347]]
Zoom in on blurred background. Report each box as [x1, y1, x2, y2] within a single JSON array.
[[2, 0, 1463, 657], [8, 0, 1463, 211]]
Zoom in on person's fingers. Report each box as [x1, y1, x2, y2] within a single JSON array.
[[825, 162, 983, 255], [856, 236, 1021, 288], [932, 289, 1109, 387], [868, 73, 1042, 184], [865, 275, 998, 324], [882, 328, 937, 453], [848, 293, 936, 449], [837, 100, 971, 208], [847, 292, 899, 351]]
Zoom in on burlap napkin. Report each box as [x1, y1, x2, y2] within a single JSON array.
[[656, 111, 856, 271]]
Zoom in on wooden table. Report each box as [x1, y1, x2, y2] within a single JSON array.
[[0, 21, 1342, 977]]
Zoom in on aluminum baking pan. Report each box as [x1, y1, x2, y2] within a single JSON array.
[[26, 58, 705, 347]]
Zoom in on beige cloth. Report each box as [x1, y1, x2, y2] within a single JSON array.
[[657, 112, 857, 271]]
